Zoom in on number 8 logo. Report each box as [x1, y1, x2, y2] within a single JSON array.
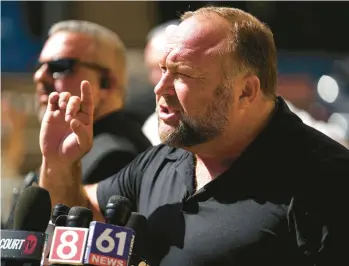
[[56, 231, 79, 260]]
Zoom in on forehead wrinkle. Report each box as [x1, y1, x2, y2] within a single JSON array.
[[164, 42, 224, 76], [166, 47, 197, 67]]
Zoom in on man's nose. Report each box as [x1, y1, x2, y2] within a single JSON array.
[[154, 73, 176, 97]]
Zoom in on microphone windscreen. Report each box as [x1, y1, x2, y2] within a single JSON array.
[[126, 212, 148, 236], [107, 195, 132, 206], [66, 206, 93, 228], [105, 195, 132, 226], [51, 204, 70, 224], [55, 215, 68, 226], [13, 186, 51, 232], [126, 213, 148, 265]]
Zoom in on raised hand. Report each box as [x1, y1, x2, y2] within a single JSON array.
[[40, 81, 94, 165]]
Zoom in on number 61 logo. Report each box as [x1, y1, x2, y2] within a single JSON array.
[[96, 229, 127, 255], [86, 222, 135, 261]]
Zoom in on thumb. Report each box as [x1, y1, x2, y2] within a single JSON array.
[[70, 118, 92, 152]]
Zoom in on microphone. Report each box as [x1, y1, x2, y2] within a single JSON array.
[[48, 215, 68, 266], [54, 215, 68, 226], [83, 196, 134, 266], [51, 204, 71, 225], [125, 213, 149, 266], [104, 196, 132, 226], [0, 186, 52, 266], [49, 207, 93, 265], [41, 204, 70, 266]]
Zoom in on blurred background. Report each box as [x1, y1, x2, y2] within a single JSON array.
[[1, 0, 349, 179]]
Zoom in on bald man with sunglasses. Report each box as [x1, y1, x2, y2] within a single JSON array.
[[4, 21, 152, 228]]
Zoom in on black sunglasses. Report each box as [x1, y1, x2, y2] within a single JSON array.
[[35, 58, 108, 78]]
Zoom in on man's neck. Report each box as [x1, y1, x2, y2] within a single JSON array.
[[192, 99, 276, 188]]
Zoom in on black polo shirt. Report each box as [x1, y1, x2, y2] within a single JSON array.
[[97, 97, 349, 266], [82, 110, 151, 184]]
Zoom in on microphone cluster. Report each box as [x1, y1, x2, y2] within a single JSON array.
[[0, 187, 149, 266]]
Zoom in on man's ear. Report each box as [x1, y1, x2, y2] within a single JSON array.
[[99, 74, 118, 98], [100, 72, 117, 89], [239, 74, 260, 105]]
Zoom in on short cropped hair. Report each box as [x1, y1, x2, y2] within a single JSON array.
[[49, 20, 127, 96], [181, 6, 277, 97]]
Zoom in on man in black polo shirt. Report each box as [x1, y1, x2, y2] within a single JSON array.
[[38, 6, 349, 266]]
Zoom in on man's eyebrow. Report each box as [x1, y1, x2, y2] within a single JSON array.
[[165, 59, 197, 70], [159, 50, 201, 72], [166, 60, 180, 69]]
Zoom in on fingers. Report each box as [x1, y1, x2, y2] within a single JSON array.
[[58, 92, 71, 110], [65, 96, 81, 123], [47, 92, 60, 111], [70, 119, 92, 152], [80, 81, 94, 124], [46, 81, 93, 126]]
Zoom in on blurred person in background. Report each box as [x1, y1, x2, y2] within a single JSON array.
[[1, 99, 27, 227], [5, 20, 151, 228], [33, 20, 151, 184], [142, 20, 180, 145]]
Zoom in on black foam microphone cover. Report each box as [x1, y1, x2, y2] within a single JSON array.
[[13, 186, 52, 232], [105, 195, 132, 226], [126, 213, 148, 264], [51, 204, 70, 224], [55, 215, 68, 226], [66, 206, 93, 228]]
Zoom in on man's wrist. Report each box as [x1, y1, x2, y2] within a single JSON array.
[[40, 157, 81, 186], [39, 157, 85, 207], [41, 157, 80, 173]]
